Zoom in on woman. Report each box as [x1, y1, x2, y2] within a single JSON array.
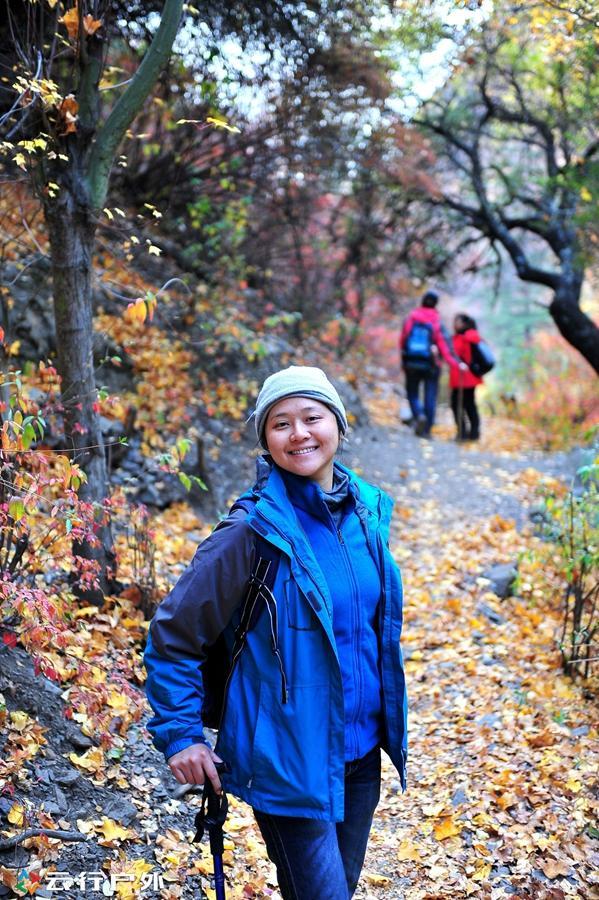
[[144, 365, 407, 900], [449, 313, 483, 441]]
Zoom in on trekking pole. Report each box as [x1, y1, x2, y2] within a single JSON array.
[[193, 762, 231, 900], [457, 369, 465, 441]]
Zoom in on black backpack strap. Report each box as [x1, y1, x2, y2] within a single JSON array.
[[226, 498, 287, 705]]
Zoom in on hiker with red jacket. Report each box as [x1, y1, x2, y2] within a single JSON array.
[[400, 291, 465, 437], [449, 313, 484, 441]]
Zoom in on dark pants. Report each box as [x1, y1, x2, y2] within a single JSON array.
[[451, 387, 480, 439], [404, 367, 440, 433], [253, 746, 381, 900]]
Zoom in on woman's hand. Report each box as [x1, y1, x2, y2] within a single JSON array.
[[168, 743, 224, 794]]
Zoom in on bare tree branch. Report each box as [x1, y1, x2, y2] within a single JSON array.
[[0, 828, 88, 850]]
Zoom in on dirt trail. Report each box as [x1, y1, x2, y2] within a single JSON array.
[[344, 406, 586, 527], [345, 404, 598, 900]]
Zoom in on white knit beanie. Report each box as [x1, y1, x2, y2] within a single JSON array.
[[253, 366, 348, 448]]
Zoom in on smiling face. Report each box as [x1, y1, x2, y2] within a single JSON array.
[[264, 396, 340, 490]]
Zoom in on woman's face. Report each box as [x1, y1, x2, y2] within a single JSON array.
[[264, 396, 340, 491], [454, 315, 465, 333]]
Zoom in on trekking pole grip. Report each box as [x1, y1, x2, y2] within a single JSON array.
[[193, 761, 230, 850]]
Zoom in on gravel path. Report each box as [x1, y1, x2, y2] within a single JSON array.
[[344, 413, 587, 528], [344, 410, 597, 900]]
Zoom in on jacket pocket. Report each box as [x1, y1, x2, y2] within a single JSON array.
[[251, 680, 331, 811], [283, 579, 318, 631]]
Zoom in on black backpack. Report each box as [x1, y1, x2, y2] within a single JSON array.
[[402, 320, 435, 371], [468, 339, 495, 377], [200, 498, 283, 729]]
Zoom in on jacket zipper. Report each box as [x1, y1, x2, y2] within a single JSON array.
[[374, 528, 407, 787], [335, 519, 364, 758]]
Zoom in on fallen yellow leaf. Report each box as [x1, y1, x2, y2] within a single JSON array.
[[397, 839, 422, 861], [364, 872, 391, 885], [69, 746, 105, 773], [428, 864, 448, 878], [434, 815, 462, 841], [421, 802, 445, 817], [7, 802, 25, 826], [472, 862, 492, 881], [9, 711, 32, 731], [97, 816, 137, 843], [565, 776, 582, 793]]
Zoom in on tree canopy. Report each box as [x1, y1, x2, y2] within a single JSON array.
[[409, 1, 599, 371]]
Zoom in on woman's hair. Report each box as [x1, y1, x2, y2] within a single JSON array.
[[455, 313, 476, 331], [421, 290, 439, 308]]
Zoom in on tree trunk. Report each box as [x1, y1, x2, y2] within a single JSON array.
[[550, 278, 599, 376], [44, 179, 114, 601]]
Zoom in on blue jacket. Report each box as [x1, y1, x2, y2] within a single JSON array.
[[276, 466, 384, 762], [144, 461, 407, 821]]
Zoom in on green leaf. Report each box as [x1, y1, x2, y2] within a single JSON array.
[[22, 423, 36, 450], [107, 746, 125, 760], [8, 499, 25, 521], [178, 472, 191, 491], [176, 437, 191, 460], [189, 474, 207, 491]]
